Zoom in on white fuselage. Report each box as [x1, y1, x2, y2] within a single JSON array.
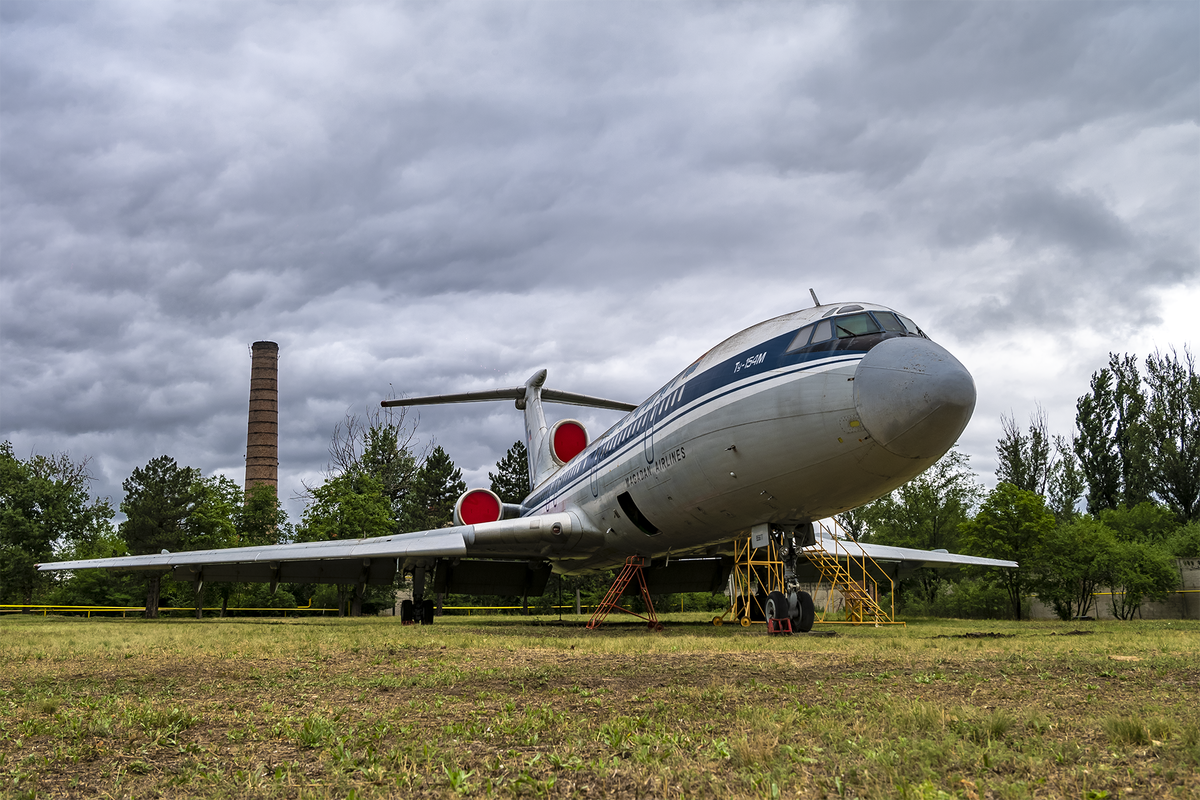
[[511, 303, 975, 574]]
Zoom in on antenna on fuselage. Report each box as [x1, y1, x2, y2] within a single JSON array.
[[809, 288, 821, 306]]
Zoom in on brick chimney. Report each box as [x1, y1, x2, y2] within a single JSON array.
[[244, 341, 279, 491]]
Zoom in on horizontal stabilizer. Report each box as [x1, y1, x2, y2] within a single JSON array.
[[383, 386, 635, 412]]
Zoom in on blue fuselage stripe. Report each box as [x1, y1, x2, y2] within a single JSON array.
[[522, 335, 869, 511]]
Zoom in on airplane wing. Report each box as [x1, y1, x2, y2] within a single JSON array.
[[823, 538, 1018, 570], [791, 533, 1016, 584], [37, 512, 594, 586]]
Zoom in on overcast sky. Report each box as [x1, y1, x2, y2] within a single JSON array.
[[2, 1, 1197, 524]]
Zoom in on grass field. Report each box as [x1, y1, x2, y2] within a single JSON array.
[[1, 613, 1197, 799]]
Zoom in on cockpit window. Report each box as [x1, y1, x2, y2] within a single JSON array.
[[834, 313, 881, 339], [872, 311, 907, 333], [786, 309, 925, 355], [896, 314, 923, 336], [810, 319, 832, 343], [785, 319, 834, 353]]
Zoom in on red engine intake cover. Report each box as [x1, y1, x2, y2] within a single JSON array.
[[550, 419, 588, 465], [454, 488, 503, 526]]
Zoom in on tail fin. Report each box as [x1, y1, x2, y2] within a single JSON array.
[[520, 370, 559, 488]]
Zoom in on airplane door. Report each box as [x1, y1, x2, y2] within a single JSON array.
[[589, 462, 600, 498], [643, 422, 655, 464]]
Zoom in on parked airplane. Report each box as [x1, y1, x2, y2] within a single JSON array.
[[40, 300, 1016, 628]]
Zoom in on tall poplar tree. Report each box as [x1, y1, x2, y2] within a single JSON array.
[[1142, 348, 1200, 521]]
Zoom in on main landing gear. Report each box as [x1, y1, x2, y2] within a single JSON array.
[[765, 588, 815, 635], [400, 566, 436, 625]]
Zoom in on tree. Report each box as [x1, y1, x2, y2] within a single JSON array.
[[1074, 354, 1154, 514], [1046, 434, 1086, 522], [1031, 516, 1116, 621], [401, 445, 467, 530], [297, 471, 393, 543], [996, 407, 1054, 496], [1097, 541, 1179, 620], [959, 483, 1056, 620], [1109, 354, 1154, 507], [1074, 368, 1122, 514], [1097, 502, 1181, 545], [996, 408, 1084, 522], [1, 442, 113, 603], [489, 441, 531, 503], [856, 449, 983, 605], [188, 474, 243, 551], [295, 470, 393, 616], [234, 483, 291, 547], [1142, 348, 1200, 521], [120, 457, 201, 555], [318, 405, 423, 521], [1164, 522, 1200, 558], [119, 456, 204, 617]]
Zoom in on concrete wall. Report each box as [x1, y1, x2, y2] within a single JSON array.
[[1029, 558, 1199, 621]]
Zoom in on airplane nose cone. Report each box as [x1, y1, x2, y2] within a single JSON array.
[[853, 336, 976, 460]]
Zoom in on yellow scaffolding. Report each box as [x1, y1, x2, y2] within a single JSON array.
[[716, 536, 786, 626], [803, 521, 903, 626], [713, 521, 905, 627]]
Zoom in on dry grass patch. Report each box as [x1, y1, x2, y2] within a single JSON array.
[[1, 614, 1197, 798]]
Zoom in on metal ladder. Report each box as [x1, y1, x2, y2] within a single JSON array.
[[802, 542, 893, 624]]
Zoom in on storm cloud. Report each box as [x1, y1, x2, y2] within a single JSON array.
[[2, 1, 1196, 519]]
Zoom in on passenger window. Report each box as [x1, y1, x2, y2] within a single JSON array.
[[834, 313, 881, 338], [873, 311, 906, 333]]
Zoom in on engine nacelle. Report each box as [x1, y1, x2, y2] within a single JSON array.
[[454, 488, 504, 526], [550, 419, 588, 465]]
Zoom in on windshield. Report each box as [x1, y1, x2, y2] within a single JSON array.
[[787, 309, 927, 353]]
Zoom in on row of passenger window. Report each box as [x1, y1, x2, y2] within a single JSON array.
[[786, 310, 924, 353]]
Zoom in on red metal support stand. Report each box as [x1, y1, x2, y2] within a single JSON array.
[[586, 556, 663, 631]]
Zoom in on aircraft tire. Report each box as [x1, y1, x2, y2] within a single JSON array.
[[796, 590, 815, 633], [421, 599, 435, 625], [765, 591, 789, 622], [400, 599, 414, 623]]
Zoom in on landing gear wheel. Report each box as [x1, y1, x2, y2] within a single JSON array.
[[400, 599, 414, 623], [795, 590, 815, 633], [421, 599, 435, 625], [739, 617, 751, 628], [765, 591, 789, 622], [711, 616, 723, 627]]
